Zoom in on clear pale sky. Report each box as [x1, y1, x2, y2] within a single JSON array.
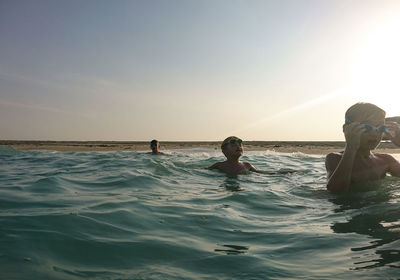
[[1, 0, 400, 141]]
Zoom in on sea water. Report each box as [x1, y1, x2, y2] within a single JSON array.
[[1, 146, 400, 279]]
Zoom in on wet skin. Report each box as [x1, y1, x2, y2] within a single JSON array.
[[208, 141, 257, 175], [326, 116, 400, 193]]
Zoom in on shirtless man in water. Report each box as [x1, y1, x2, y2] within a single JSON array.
[[149, 139, 165, 155], [325, 102, 400, 193], [208, 136, 293, 175]]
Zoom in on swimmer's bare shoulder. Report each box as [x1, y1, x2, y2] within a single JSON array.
[[373, 152, 396, 161], [325, 152, 343, 178], [373, 152, 400, 176], [243, 162, 257, 172], [207, 162, 224, 170]]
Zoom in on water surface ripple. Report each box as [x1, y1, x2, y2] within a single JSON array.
[[1, 146, 400, 279]]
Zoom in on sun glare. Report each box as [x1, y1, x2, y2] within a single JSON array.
[[351, 19, 400, 115]]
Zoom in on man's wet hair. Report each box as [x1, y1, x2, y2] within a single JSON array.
[[150, 139, 158, 146], [345, 102, 386, 122]]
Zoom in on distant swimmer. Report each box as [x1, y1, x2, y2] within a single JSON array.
[[325, 102, 400, 193], [149, 139, 165, 155], [208, 136, 294, 175]]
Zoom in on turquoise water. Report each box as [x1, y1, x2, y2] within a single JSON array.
[[1, 146, 400, 279]]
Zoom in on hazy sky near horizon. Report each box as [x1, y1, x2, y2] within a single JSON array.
[[1, 0, 400, 141]]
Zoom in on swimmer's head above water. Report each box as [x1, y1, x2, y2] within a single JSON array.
[[221, 136, 243, 158], [150, 139, 162, 155], [344, 103, 387, 150], [325, 102, 400, 193]]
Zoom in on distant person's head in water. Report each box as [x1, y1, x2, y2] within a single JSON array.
[[150, 139, 164, 155], [325, 102, 400, 193]]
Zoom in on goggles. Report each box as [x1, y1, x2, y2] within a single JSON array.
[[222, 138, 243, 147], [345, 118, 388, 134]]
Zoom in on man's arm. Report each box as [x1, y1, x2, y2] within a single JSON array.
[[382, 121, 400, 176], [244, 162, 275, 174], [244, 162, 259, 172], [207, 162, 221, 170], [385, 121, 400, 147], [325, 149, 356, 193], [380, 154, 400, 177], [244, 162, 295, 174], [326, 122, 364, 193]]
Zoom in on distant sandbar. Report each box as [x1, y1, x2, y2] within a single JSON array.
[[1, 140, 399, 155]]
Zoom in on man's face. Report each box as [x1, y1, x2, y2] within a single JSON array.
[[222, 139, 243, 157], [151, 143, 159, 152], [358, 116, 386, 149]]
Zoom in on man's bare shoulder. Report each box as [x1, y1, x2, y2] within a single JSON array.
[[325, 152, 343, 163], [243, 161, 257, 171], [208, 161, 225, 170], [373, 152, 397, 163], [325, 152, 343, 175], [372, 152, 400, 176], [242, 161, 252, 168]]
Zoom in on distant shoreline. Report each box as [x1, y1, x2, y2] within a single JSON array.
[[1, 140, 399, 155]]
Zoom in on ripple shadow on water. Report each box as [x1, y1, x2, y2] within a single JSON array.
[[219, 176, 245, 192], [329, 178, 400, 271]]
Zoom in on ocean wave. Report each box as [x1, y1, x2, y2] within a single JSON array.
[[1, 149, 400, 279]]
